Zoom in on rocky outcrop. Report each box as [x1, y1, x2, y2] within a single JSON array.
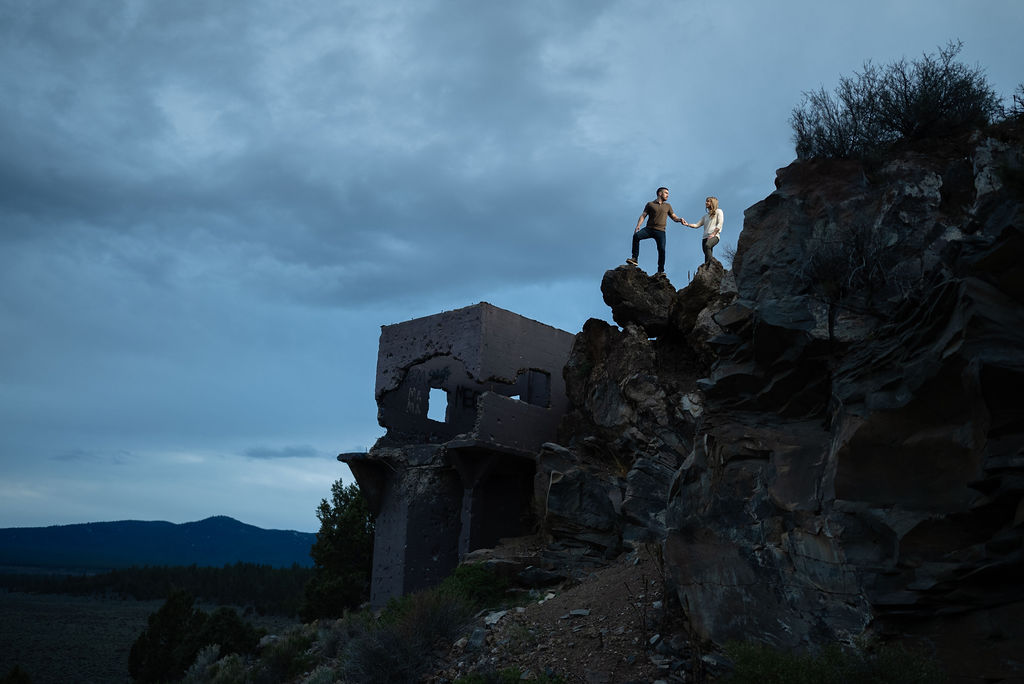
[[539, 121, 1023, 682], [553, 262, 733, 550]]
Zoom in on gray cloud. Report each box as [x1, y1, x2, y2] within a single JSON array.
[[51, 448, 137, 465], [243, 445, 322, 460], [2, 0, 1021, 530]]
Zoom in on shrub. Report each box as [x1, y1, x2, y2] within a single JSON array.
[[722, 242, 737, 270], [338, 572, 482, 684], [0, 666, 32, 684], [339, 622, 422, 684], [301, 664, 341, 684], [381, 589, 475, 644], [128, 592, 260, 683], [206, 653, 247, 684], [198, 607, 260, 657], [792, 61, 888, 160], [316, 611, 374, 659], [722, 639, 946, 684], [437, 562, 509, 610], [181, 644, 222, 684], [792, 41, 1001, 160], [1009, 83, 1024, 119], [251, 626, 317, 684]]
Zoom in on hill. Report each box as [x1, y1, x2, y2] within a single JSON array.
[[0, 516, 315, 571]]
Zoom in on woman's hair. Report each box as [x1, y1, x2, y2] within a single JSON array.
[[705, 196, 719, 213]]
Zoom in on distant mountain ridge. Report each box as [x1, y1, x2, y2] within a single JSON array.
[[0, 516, 316, 571]]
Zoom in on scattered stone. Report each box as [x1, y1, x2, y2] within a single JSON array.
[[649, 654, 673, 668], [518, 565, 567, 587], [484, 610, 508, 626], [467, 627, 487, 651]]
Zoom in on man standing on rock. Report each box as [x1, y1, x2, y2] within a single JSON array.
[[627, 186, 684, 278]]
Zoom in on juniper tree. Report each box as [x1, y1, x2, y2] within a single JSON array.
[[300, 480, 375, 620]]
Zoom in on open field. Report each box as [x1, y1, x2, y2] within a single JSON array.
[[0, 590, 298, 684]]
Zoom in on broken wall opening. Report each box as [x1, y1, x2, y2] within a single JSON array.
[[428, 387, 448, 422]]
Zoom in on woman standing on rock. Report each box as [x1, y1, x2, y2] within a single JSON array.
[[682, 197, 724, 265]]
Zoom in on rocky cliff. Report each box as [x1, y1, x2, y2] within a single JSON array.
[[542, 121, 1023, 681]]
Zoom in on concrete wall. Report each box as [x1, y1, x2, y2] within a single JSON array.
[[343, 302, 576, 607], [375, 301, 576, 453]]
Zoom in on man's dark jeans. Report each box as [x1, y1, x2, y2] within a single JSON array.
[[632, 226, 666, 273]]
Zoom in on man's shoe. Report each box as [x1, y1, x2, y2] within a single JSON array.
[[655, 271, 668, 279], [626, 258, 638, 266]]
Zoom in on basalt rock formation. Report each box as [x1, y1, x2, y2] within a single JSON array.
[[547, 121, 1024, 681]]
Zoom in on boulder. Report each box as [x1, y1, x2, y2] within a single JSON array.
[[601, 265, 677, 336]]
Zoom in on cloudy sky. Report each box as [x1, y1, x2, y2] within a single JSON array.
[[2, 1, 1021, 533]]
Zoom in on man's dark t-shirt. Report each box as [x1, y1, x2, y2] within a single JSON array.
[[644, 201, 674, 231]]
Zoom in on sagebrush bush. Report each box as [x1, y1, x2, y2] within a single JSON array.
[[792, 41, 1001, 160], [338, 573, 482, 684], [316, 611, 373, 659], [339, 621, 423, 684], [300, 664, 341, 684], [387, 589, 475, 642], [176, 563, 503, 684], [181, 644, 222, 684], [436, 562, 510, 609], [251, 625, 317, 684], [206, 653, 247, 684]]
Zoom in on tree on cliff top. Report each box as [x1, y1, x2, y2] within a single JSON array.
[[791, 41, 1001, 160], [300, 480, 375, 620]]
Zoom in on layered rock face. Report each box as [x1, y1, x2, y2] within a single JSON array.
[[553, 122, 1023, 680]]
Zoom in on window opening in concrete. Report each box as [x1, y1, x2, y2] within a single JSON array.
[[428, 388, 448, 422], [525, 370, 551, 408]]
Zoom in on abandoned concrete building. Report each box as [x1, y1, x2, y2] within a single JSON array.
[[339, 302, 576, 607]]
